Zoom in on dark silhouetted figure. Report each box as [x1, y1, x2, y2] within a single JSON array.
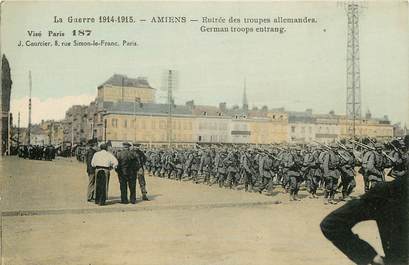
[[321, 136, 408, 265]]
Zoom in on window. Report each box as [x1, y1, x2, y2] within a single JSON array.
[[159, 120, 165, 129], [124, 120, 128, 128], [111, 118, 118, 128], [291, 126, 295, 133]]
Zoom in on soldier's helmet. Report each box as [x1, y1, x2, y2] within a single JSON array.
[[329, 143, 338, 149], [391, 139, 405, 150], [345, 143, 354, 149], [404, 135, 409, 148], [375, 143, 383, 150]]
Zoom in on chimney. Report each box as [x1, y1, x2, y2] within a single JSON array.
[[219, 102, 227, 112], [365, 110, 372, 119], [185, 100, 195, 109], [135, 97, 143, 108]]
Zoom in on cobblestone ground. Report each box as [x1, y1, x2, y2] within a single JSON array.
[[0, 156, 383, 265]]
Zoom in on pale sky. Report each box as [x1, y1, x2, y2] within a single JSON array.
[[1, 1, 408, 126]]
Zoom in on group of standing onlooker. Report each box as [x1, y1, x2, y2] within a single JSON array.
[[85, 140, 149, 206]]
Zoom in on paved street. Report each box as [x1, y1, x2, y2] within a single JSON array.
[[0, 156, 383, 265]]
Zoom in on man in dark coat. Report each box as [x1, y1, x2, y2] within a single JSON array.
[[116, 142, 138, 204], [320, 136, 408, 265], [85, 139, 98, 202], [132, 145, 149, 201]]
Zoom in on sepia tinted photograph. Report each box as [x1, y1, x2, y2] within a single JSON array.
[[0, 1, 408, 265]]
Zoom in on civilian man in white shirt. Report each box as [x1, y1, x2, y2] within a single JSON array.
[[91, 143, 118, 206]]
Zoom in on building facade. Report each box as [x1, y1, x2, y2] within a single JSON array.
[[62, 105, 89, 144], [58, 73, 396, 147], [97, 74, 155, 104]]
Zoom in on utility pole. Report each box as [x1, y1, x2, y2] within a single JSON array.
[[7, 112, 11, 155], [49, 121, 53, 145], [17, 112, 20, 147], [345, 2, 362, 139], [71, 124, 74, 148], [134, 97, 137, 143], [28, 71, 32, 145], [90, 120, 94, 139], [167, 70, 173, 148], [242, 77, 248, 111], [121, 76, 125, 102], [104, 118, 107, 143]]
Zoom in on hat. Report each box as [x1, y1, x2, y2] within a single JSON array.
[[100, 143, 107, 150], [87, 138, 98, 146], [122, 142, 131, 148]]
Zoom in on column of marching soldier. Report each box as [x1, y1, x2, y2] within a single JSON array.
[[142, 137, 407, 204], [18, 136, 405, 206]]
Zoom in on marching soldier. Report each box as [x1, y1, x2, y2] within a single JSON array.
[[287, 146, 303, 201], [338, 144, 356, 200], [241, 150, 255, 192], [199, 149, 213, 185], [216, 151, 227, 188], [225, 150, 239, 189], [322, 143, 341, 204], [256, 151, 274, 194], [362, 143, 386, 190], [307, 146, 322, 198], [388, 139, 407, 179]]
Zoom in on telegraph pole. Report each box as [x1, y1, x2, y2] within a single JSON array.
[[121, 76, 125, 102], [345, 2, 362, 139], [7, 113, 11, 155], [28, 71, 32, 145], [17, 112, 20, 147], [134, 97, 137, 142], [167, 70, 173, 148], [71, 125, 74, 148]]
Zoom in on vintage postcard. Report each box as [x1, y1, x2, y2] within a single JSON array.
[[0, 1, 408, 265]]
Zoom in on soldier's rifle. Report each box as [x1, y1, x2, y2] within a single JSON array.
[[336, 141, 348, 151], [258, 149, 280, 161], [352, 140, 396, 163], [389, 142, 404, 155], [269, 144, 284, 152], [314, 141, 350, 163]]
